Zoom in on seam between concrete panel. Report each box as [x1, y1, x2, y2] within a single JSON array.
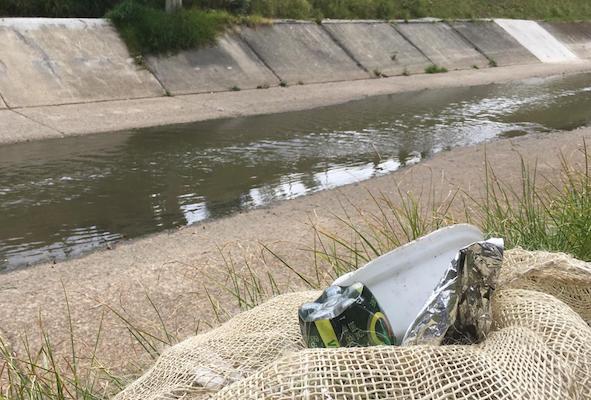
[[390, 23, 436, 65], [141, 59, 169, 95], [104, 20, 168, 95], [11, 93, 169, 111], [445, 22, 493, 66], [319, 23, 371, 75], [11, 109, 65, 136], [447, 22, 496, 65], [0, 90, 9, 109], [238, 30, 284, 84]]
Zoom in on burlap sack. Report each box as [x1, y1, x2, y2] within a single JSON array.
[[115, 249, 591, 400]]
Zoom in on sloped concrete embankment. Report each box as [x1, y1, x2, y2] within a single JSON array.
[[146, 19, 591, 94], [540, 21, 591, 59], [0, 18, 164, 108], [0, 18, 590, 108]]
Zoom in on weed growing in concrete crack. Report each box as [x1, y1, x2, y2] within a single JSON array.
[[256, 83, 270, 89], [373, 69, 384, 78], [489, 59, 498, 67], [280, 81, 288, 87], [425, 65, 448, 74], [231, 86, 241, 91]]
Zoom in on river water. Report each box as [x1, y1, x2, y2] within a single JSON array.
[[1, 73, 591, 271]]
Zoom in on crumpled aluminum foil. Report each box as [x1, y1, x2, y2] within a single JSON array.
[[402, 239, 504, 346]]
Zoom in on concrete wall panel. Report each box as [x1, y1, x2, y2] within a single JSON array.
[[0, 18, 164, 108], [147, 33, 279, 95], [322, 21, 431, 76], [495, 19, 579, 63], [240, 22, 369, 84], [540, 22, 591, 59], [451, 21, 539, 66], [395, 22, 489, 70]]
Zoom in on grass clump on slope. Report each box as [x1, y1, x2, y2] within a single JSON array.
[[107, 1, 233, 55], [192, 0, 591, 20]]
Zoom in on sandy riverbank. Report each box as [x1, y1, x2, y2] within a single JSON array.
[[2, 61, 591, 145], [1, 126, 590, 379]]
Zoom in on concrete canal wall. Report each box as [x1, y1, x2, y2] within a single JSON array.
[[146, 32, 279, 95], [322, 21, 431, 76], [0, 17, 591, 121], [239, 21, 368, 84], [0, 18, 164, 108], [495, 19, 579, 63], [540, 22, 591, 59], [395, 21, 490, 69], [451, 21, 540, 67]]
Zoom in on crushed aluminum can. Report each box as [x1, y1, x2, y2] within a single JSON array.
[[299, 282, 396, 348]]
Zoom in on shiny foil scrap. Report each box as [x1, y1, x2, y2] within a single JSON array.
[[402, 239, 504, 346]]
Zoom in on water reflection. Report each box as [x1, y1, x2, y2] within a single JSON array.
[[1, 73, 591, 270]]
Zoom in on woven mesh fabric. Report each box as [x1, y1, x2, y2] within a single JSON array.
[[115, 249, 591, 400], [115, 291, 320, 400], [501, 248, 591, 324]]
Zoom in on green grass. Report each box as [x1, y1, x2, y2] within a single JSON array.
[[4, 0, 591, 20], [193, 0, 591, 20], [0, 283, 121, 400], [107, 1, 233, 55], [425, 65, 448, 74], [0, 282, 191, 399], [473, 145, 591, 260], [106, 1, 271, 55]]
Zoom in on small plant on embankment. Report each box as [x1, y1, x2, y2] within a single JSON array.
[[0, 282, 185, 399], [425, 65, 448, 74], [106, 0, 272, 56], [475, 146, 591, 261], [107, 1, 232, 55]]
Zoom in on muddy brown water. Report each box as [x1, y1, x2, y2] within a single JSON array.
[[1, 73, 591, 271]]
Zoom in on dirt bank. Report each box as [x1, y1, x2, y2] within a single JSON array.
[[1, 126, 590, 380], [2, 61, 591, 145]]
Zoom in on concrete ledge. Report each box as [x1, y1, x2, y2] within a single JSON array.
[[240, 22, 369, 84], [6, 61, 590, 146], [146, 32, 279, 94], [14, 97, 227, 137], [322, 21, 431, 76], [0, 110, 63, 142], [394, 22, 489, 70]]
